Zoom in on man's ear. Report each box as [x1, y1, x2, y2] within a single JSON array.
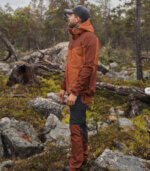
[[77, 16, 81, 23]]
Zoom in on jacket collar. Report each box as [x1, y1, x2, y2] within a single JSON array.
[[68, 19, 94, 39]]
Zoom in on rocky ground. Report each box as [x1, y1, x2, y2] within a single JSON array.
[[0, 42, 150, 170]]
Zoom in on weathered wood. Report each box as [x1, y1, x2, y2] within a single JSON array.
[[13, 94, 26, 98], [128, 94, 141, 117], [7, 61, 64, 86], [0, 31, 18, 61], [3, 50, 11, 61], [96, 82, 149, 100], [96, 81, 150, 117], [7, 63, 39, 86]]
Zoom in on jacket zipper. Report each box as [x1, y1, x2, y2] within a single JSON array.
[[67, 62, 69, 93], [67, 49, 71, 93], [67, 44, 73, 94]]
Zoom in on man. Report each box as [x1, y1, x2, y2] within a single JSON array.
[[59, 5, 100, 171]]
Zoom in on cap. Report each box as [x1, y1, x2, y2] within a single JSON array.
[[64, 5, 90, 22]]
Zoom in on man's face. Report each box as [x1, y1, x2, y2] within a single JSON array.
[[68, 14, 80, 27]]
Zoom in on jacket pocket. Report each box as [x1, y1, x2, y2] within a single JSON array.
[[70, 46, 83, 68]]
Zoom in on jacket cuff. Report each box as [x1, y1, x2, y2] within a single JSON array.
[[71, 89, 79, 96], [61, 84, 66, 91]]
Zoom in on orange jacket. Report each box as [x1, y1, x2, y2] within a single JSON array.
[[61, 19, 100, 106]]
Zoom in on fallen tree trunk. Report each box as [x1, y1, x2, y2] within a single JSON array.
[[96, 82, 150, 117], [96, 82, 149, 101], [0, 31, 18, 61], [7, 60, 64, 86], [6, 42, 66, 86]]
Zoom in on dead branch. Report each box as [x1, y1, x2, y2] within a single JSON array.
[[0, 31, 19, 61], [96, 82, 150, 117]]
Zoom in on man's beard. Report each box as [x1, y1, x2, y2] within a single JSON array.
[[68, 22, 77, 28], [68, 20, 80, 28]]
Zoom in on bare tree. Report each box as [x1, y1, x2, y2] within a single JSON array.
[[80, 0, 86, 5], [135, 0, 143, 80], [101, 0, 111, 45]]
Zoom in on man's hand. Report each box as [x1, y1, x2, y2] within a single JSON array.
[[59, 89, 65, 102], [67, 93, 77, 106]]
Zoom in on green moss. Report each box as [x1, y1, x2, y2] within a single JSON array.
[[125, 112, 150, 158], [62, 106, 70, 124], [98, 75, 150, 89], [1, 70, 150, 169], [88, 108, 150, 163], [99, 45, 133, 71], [0, 49, 7, 59], [88, 90, 128, 117], [143, 62, 150, 71], [11, 144, 69, 171], [86, 80, 150, 162], [0, 96, 45, 134], [0, 73, 64, 133]]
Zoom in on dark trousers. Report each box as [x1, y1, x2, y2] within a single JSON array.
[[69, 95, 88, 170]]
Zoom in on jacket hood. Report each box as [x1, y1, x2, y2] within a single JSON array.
[[79, 19, 94, 32], [69, 19, 94, 38]]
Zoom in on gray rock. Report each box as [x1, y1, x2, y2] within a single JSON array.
[[127, 67, 136, 71], [14, 121, 39, 142], [101, 122, 108, 128], [46, 92, 60, 103], [109, 62, 118, 71], [88, 118, 108, 131], [43, 115, 70, 146], [0, 135, 4, 158], [143, 71, 150, 80], [88, 130, 96, 136], [105, 70, 117, 79], [105, 70, 130, 80], [27, 97, 63, 119], [128, 70, 150, 80], [43, 114, 59, 134], [49, 121, 70, 139], [110, 107, 116, 116], [2, 127, 43, 158], [97, 122, 108, 129], [105, 69, 138, 81], [55, 138, 69, 147], [97, 71, 103, 76], [98, 61, 109, 74], [114, 70, 130, 80], [117, 109, 125, 116], [118, 118, 133, 127], [56, 43, 68, 70], [93, 149, 150, 171], [130, 71, 150, 80], [0, 160, 14, 170], [129, 72, 137, 81], [119, 72, 130, 80], [45, 121, 70, 146], [0, 117, 44, 159], [0, 62, 11, 76], [23, 42, 69, 71], [46, 92, 68, 105], [0, 118, 39, 142], [0, 117, 11, 131]]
